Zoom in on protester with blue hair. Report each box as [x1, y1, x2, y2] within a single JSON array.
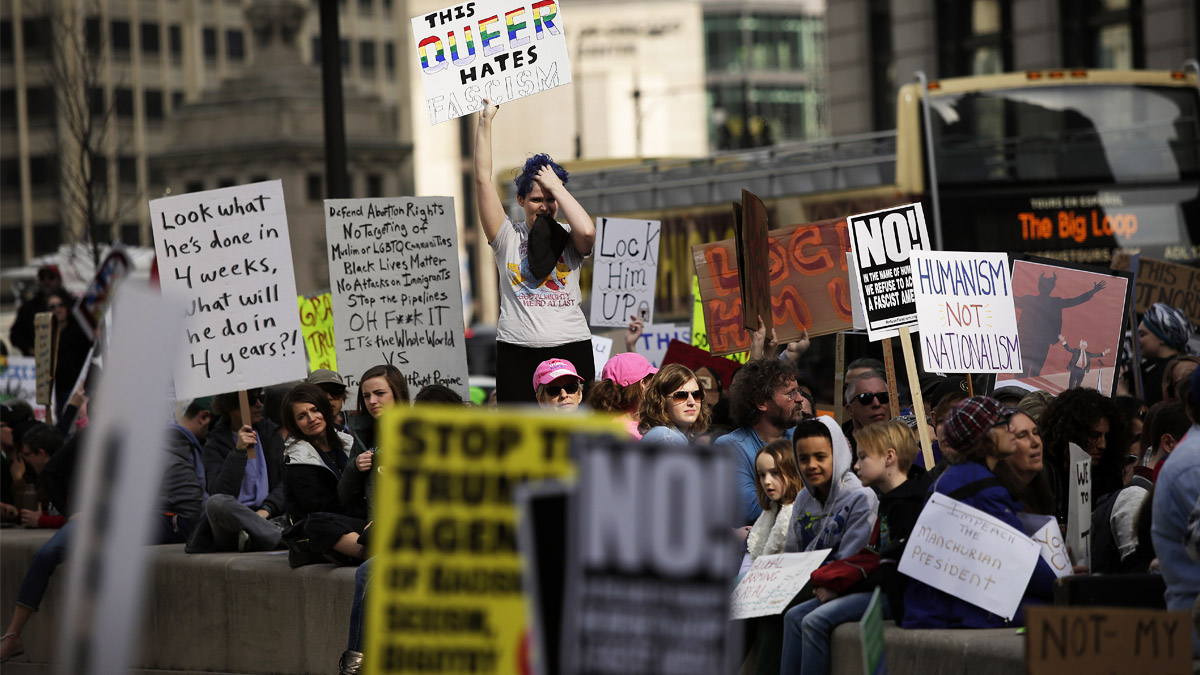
[[474, 97, 597, 403], [1139, 303, 1195, 405]]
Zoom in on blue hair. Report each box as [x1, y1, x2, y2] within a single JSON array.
[[514, 153, 568, 198]]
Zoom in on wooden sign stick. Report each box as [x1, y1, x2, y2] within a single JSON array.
[[238, 390, 256, 459], [882, 337, 900, 418], [967, 375, 975, 397], [833, 332, 846, 424], [900, 326, 935, 469]]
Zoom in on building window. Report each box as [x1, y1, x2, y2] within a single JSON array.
[[311, 36, 321, 65], [936, 0, 1011, 77], [359, 0, 373, 14], [111, 20, 131, 55], [1061, 0, 1144, 69], [26, 87, 55, 124], [169, 25, 182, 57], [86, 17, 102, 55], [218, 177, 237, 188], [120, 223, 141, 245], [119, 156, 137, 185], [203, 27, 217, 60], [227, 29, 245, 61], [250, 175, 268, 183], [367, 173, 383, 198], [0, 89, 15, 129], [868, 0, 894, 131], [360, 40, 376, 72], [0, 22, 12, 56], [0, 227, 24, 264], [115, 88, 135, 118], [21, 18, 51, 57], [1, 159, 19, 188], [307, 173, 323, 201], [185, 180, 204, 193], [33, 225, 61, 256], [89, 156, 108, 185], [341, 39, 350, 68], [145, 90, 164, 120], [172, 91, 185, 109], [141, 22, 161, 55], [384, 41, 395, 73]]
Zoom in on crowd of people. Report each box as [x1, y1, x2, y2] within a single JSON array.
[[1, 103, 1198, 674]]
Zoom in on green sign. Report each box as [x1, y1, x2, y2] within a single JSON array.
[[861, 587, 886, 675]]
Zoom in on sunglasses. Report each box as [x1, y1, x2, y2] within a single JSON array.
[[671, 389, 702, 402], [543, 381, 581, 398], [854, 391, 889, 406], [246, 390, 264, 405]]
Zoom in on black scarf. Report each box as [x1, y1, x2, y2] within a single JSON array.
[[527, 214, 570, 280]]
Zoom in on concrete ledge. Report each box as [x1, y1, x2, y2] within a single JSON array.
[[1, 528, 355, 675], [831, 621, 1024, 675]]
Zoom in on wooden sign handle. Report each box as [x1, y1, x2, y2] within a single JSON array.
[[899, 327, 935, 469], [882, 337, 900, 418], [833, 333, 845, 424], [239, 389, 256, 460]]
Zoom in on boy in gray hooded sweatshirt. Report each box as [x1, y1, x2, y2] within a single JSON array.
[[779, 416, 879, 675]]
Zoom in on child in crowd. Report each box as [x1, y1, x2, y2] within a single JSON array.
[[746, 439, 803, 565], [903, 396, 1057, 628], [756, 417, 876, 675], [778, 420, 923, 675]]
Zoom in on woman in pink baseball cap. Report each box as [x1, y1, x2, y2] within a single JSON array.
[[532, 359, 585, 412], [587, 353, 658, 439]]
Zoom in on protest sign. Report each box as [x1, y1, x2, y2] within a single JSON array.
[[73, 244, 133, 340], [847, 253, 867, 330], [1111, 253, 1200, 325], [298, 293, 337, 371], [1020, 513, 1072, 578], [367, 406, 620, 675], [846, 203, 930, 341], [910, 251, 1020, 373], [898, 492, 1040, 620], [634, 323, 690, 368], [563, 435, 739, 675], [733, 190, 772, 333], [860, 587, 886, 675], [150, 180, 307, 399], [34, 312, 55, 408], [590, 334, 613, 378], [412, 0, 573, 125], [0, 356, 37, 406], [58, 282, 179, 675], [1025, 606, 1191, 675], [730, 551, 830, 620], [1068, 442, 1092, 568], [325, 197, 469, 402], [661, 339, 741, 396], [590, 217, 660, 327], [997, 257, 1130, 395], [693, 218, 853, 356], [514, 481, 571, 675], [690, 278, 748, 363]]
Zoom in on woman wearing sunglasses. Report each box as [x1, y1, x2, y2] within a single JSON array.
[[638, 364, 711, 444], [532, 359, 585, 412]]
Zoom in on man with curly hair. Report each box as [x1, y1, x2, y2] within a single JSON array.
[[1039, 387, 1129, 523], [716, 358, 804, 525]]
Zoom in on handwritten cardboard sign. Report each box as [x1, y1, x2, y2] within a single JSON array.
[[1068, 442, 1091, 569], [1020, 513, 1072, 579], [910, 250, 1021, 373], [1025, 606, 1192, 675], [298, 293, 337, 372], [34, 312, 56, 407], [692, 218, 853, 356], [367, 406, 620, 675], [589, 217, 660, 327], [412, 0, 573, 124], [73, 245, 133, 341], [734, 190, 772, 334], [325, 197, 470, 403], [634, 323, 690, 368], [151, 180, 307, 399], [847, 203, 931, 341], [563, 435, 739, 675], [690, 277, 748, 363], [1111, 253, 1200, 326], [898, 492, 1040, 620], [730, 551, 831, 620], [590, 334, 613, 378]]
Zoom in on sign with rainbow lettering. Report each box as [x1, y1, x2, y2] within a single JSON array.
[[411, 0, 573, 125]]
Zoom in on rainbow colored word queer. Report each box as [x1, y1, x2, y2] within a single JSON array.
[[417, 0, 560, 74]]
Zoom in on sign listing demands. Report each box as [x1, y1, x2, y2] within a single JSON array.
[[1025, 606, 1192, 675], [367, 406, 620, 675], [298, 293, 337, 372], [563, 436, 740, 675], [589, 217, 661, 328], [898, 493, 1041, 621], [729, 551, 831, 620], [150, 180, 307, 399], [412, 0, 573, 125], [910, 250, 1021, 374], [325, 197, 470, 403], [847, 203, 931, 341]]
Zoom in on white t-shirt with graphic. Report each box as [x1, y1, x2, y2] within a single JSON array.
[[491, 216, 591, 347]]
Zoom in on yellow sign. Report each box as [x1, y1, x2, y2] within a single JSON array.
[[367, 406, 621, 675], [298, 294, 337, 372], [690, 277, 748, 364]]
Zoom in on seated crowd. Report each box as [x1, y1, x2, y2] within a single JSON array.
[[2, 305, 1199, 675]]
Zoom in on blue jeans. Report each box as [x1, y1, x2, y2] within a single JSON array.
[[16, 521, 74, 611], [348, 558, 371, 652], [780, 592, 886, 675]]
